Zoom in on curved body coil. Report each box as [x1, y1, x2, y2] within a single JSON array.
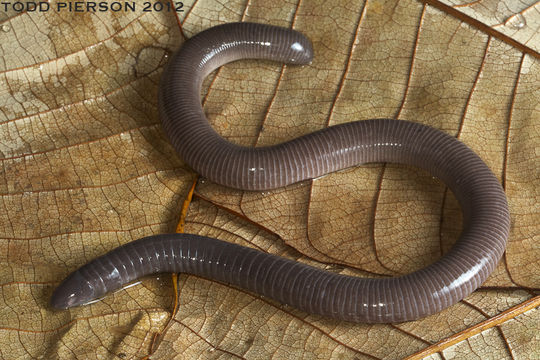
[[51, 23, 510, 323]]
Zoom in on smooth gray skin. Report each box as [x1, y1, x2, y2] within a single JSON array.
[[51, 23, 510, 323]]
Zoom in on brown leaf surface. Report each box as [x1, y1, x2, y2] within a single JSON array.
[[0, 0, 538, 359]]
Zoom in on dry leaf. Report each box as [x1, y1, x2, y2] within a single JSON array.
[[0, 0, 538, 359]]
